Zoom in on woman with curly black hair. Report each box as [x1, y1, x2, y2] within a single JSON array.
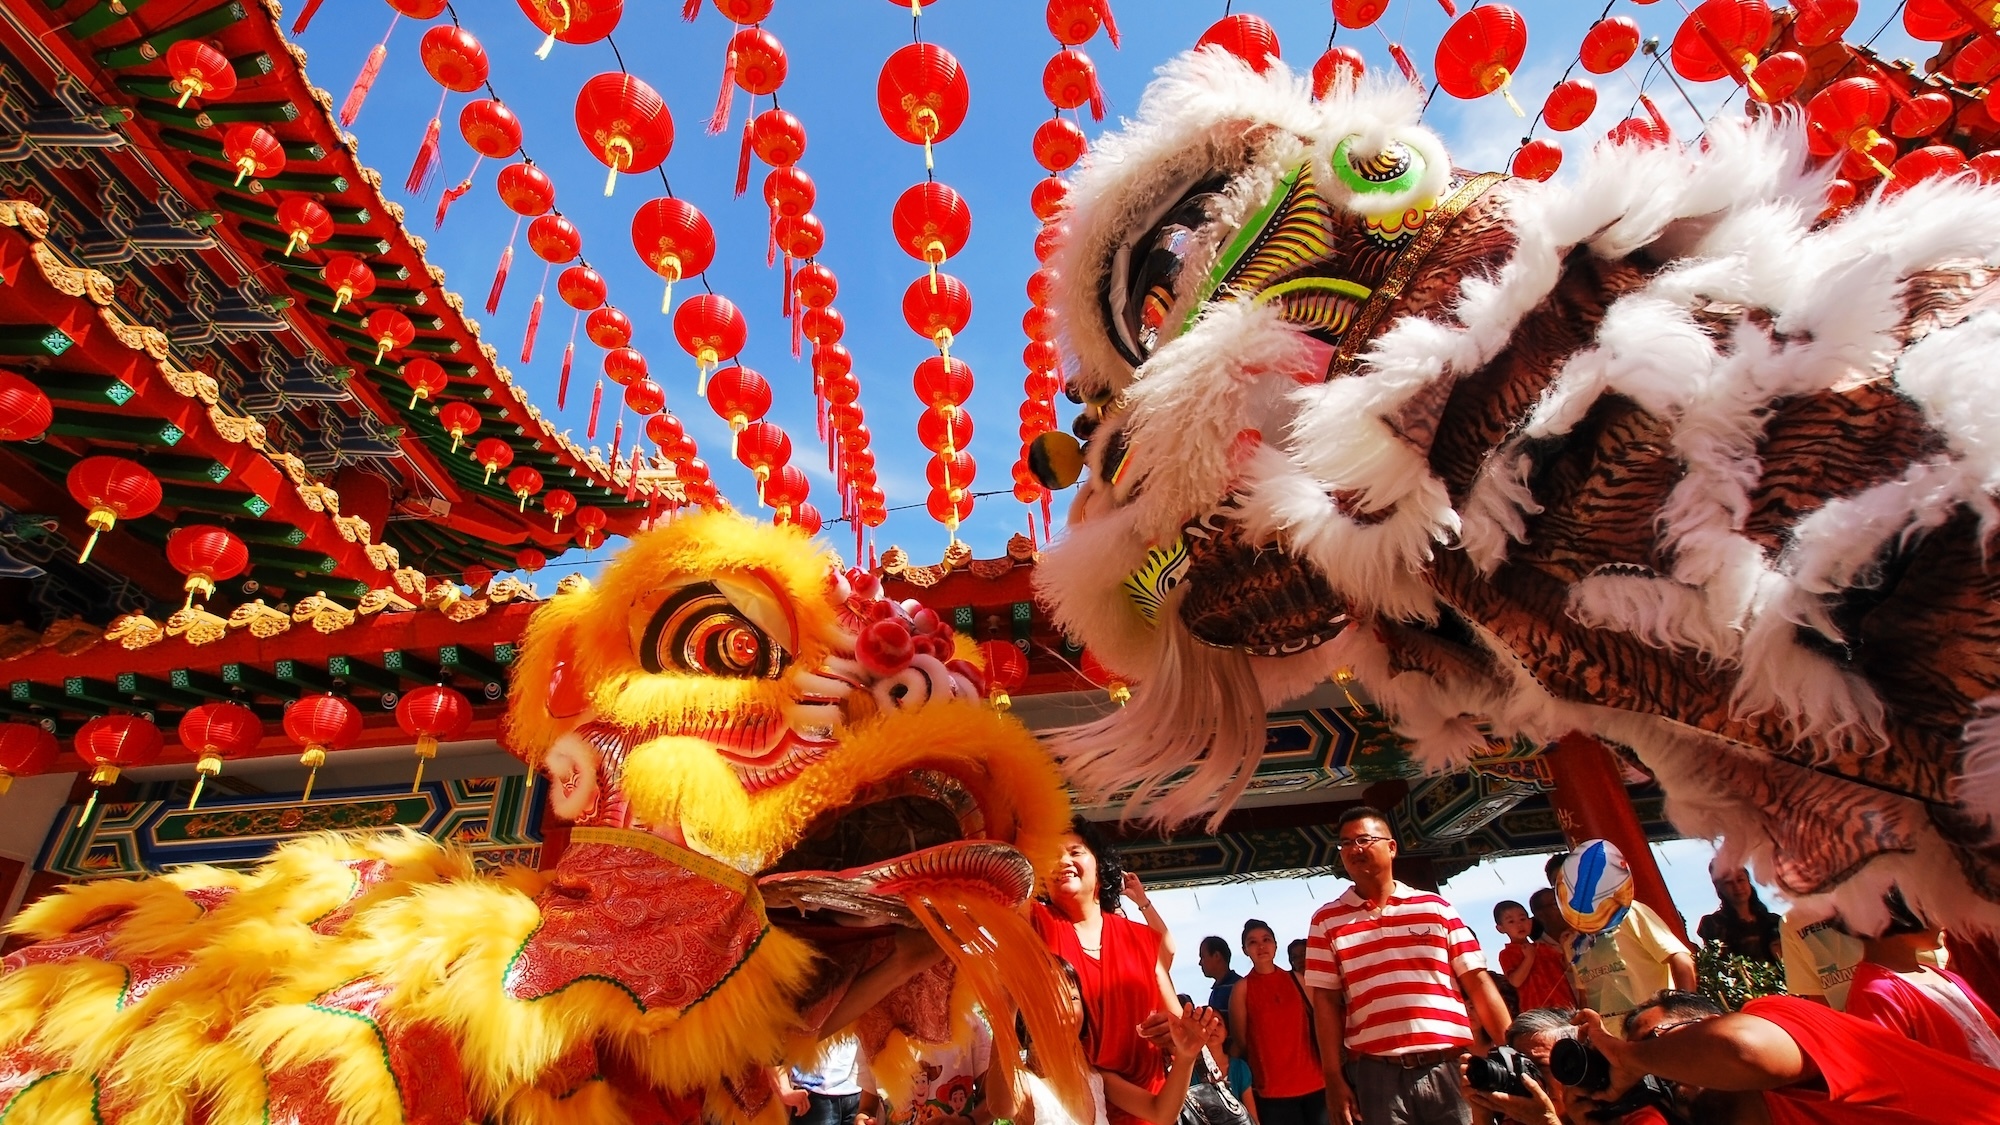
[[1031, 816, 1184, 1125]]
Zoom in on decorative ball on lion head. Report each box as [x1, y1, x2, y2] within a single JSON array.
[[1033, 44, 2000, 931], [1555, 840, 1635, 936]]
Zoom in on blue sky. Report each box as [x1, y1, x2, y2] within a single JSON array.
[[299, 2, 1925, 568]]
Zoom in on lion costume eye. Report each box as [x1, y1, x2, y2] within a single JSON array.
[[1102, 176, 1231, 367], [633, 576, 795, 678]]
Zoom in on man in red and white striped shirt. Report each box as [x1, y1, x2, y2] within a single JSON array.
[[1304, 807, 1511, 1125]]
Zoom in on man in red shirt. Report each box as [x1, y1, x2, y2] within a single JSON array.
[[1230, 918, 1325, 1125], [1305, 807, 1512, 1125], [1569, 990, 2000, 1123]]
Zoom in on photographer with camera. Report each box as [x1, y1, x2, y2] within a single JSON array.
[[1455, 1008, 1577, 1125]]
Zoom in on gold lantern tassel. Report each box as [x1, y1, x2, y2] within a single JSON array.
[[285, 228, 309, 256], [1332, 667, 1366, 712], [537, 0, 572, 58], [78, 507, 117, 565], [918, 111, 938, 172], [927, 240, 944, 294], [300, 745, 326, 802], [81, 762, 120, 821], [187, 754, 222, 811], [411, 733, 438, 792]]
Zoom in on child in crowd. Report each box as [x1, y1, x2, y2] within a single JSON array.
[[1496, 899, 1577, 1013]]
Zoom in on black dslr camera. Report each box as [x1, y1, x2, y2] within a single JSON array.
[[1549, 1038, 1680, 1123], [1464, 1046, 1543, 1098]]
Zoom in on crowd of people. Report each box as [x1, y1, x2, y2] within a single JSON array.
[[785, 809, 2000, 1125]]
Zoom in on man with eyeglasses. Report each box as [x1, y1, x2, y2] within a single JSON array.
[[1304, 807, 1512, 1125]]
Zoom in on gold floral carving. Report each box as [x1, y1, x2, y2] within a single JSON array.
[[97, 308, 171, 358], [104, 614, 164, 651], [165, 605, 229, 646], [556, 574, 591, 596], [358, 586, 418, 615], [161, 363, 220, 404], [408, 233, 429, 257], [365, 541, 401, 572], [227, 599, 292, 638], [486, 575, 535, 603], [42, 617, 102, 655], [294, 480, 335, 513], [208, 408, 268, 449], [391, 567, 429, 597], [332, 514, 372, 544], [271, 452, 313, 487], [377, 192, 397, 216], [291, 593, 356, 634], [31, 244, 116, 306], [442, 596, 488, 623], [0, 200, 51, 239]]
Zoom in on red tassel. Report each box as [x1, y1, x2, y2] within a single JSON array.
[[781, 255, 794, 316], [406, 114, 443, 195], [625, 446, 642, 502], [790, 297, 803, 359], [707, 46, 739, 135], [1639, 93, 1672, 140], [558, 341, 575, 409], [521, 292, 544, 364], [1088, 73, 1106, 121], [613, 413, 625, 459], [292, 0, 327, 34], [340, 41, 389, 127], [1094, 0, 1120, 47], [766, 203, 780, 266], [735, 115, 754, 198], [1436, 0, 1457, 15], [435, 177, 473, 229], [485, 242, 514, 315], [587, 379, 603, 438], [682, 0, 702, 19], [1389, 43, 1420, 86], [1041, 493, 1053, 539]]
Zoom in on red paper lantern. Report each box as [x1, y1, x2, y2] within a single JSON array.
[[474, 437, 514, 484], [714, 0, 777, 20], [1047, 0, 1115, 46], [283, 693, 362, 802], [927, 451, 976, 499], [905, 274, 973, 361], [1032, 117, 1088, 173], [918, 403, 974, 456], [222, 124, 283, 187], [728, 27, 789, 95], [624, 378, 666, 417], [1435, 5, 1529, 112], [1511, 139, 1563, 181], [1893, 91, 1955, 139], [498, 162, 557, 216], [893, 182, 973, 283], [632, 198, 716, 312], [1903, 0, 1989, 42], [1542, 79, 1597, 132], [1806, 77, 1892, 167], [276, 196, 332, 257], [367, 309, 416, 366], [1028, 268, 1058, 308], [1794, 0, 1857, 47], [165, 524, 249, 607], [544, 488, 578, 531], [1196, 14, 1281, 74], [588, 306, 634, 349], [737, 420, 793, 496], [1334, 0, 1389, 29], [789, 501, 822, 536], [926, 487, 974, 531], [1013, 458, 1046, 504], [573, 506, 610, 549], [439, 400, 482, 452], [1579, 16, 1641, 74], [604, 347, 648, 387], [793, 263, 838, 310], [1044, 50, 1105, 120], [1034, 222, 1067, 263], [558, 265, 608, 312], [506, 465, 545, 511], [764, 466, 810, 523], [878, 43, 970, 168], [1023, 339, 1061, 373], [708, 366, 773, 435], [1670, 0, 1773, 92], [1313, 46, 1367, 99], [775, 213, 827, 261], [420, 25, 490, 92], [1022, 307, 1058, 343], [458, 99, 524, 160], [177, 702, 263, 810], [0, 723, 57, 793], [979, 640, 1029, 709], [815, 343, 854, 383], [647, 413, 689, 458], [402, 356, 450, 408], [66, 456, 160, 565], [914, 356, 975, 418], [75, 714, 164, 816], [0, 371, 52, 442], [396, 685, 472, 789], [764, 166, 816, 222], [166, 39, 236, 107], [751, 109, 809, 168], [322, 255, 376, 313], [528, 214, 583, 263], [575, 72, 674, 196], [803, 306, 846, 347], [674, 294, 749, 392], [1030, 177, 1069, 223], [515, 547, 548, 572], [517, 0, 622, 57], [1887, 144, 1970, 195]]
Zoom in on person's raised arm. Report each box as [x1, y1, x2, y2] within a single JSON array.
[[1666, 951, 1697, 993], [1575, 1009, 1812, 1096], [1102, 1006, 1219, 1125], [1124, 871, 1175, 970], [1311, 986, 1357, 1125]]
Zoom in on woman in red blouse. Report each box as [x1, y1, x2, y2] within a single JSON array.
[[1031, 818, 1183, 1125]]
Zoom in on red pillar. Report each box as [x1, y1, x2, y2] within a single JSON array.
[[1547, 732, 1689, 941]]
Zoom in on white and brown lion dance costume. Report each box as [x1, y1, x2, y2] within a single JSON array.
[[1033, 48, 2000, 935]]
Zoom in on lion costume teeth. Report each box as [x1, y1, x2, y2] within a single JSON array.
[[1037, 46, 2000, 933], [0, 512, 1088, 1125]]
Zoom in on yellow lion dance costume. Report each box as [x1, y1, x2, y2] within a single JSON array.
[[0, 513, 1088, 1124]]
